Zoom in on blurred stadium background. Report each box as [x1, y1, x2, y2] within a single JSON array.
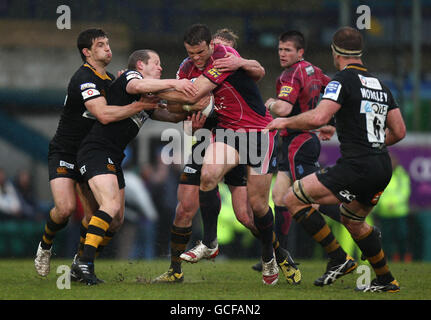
[[1, 0, 431, 264]]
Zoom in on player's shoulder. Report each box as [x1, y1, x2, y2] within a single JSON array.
[[177, 57, 195, 78], [212, 44, 240, 59]]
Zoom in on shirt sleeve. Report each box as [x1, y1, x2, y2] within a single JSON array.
[[277, 77, 301, 105], [321, 74, 346, 105], [79, 81, 103, 102]]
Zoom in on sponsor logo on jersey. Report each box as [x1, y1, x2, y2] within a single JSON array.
[[59, 160, 74, 169], [82, 88, 100, 100], [358, 74, 382, 90], [305, 65, 315, 75], [80, 82, 96, 91], [322, 81, 342, 100], [207, 67, 221, 78], [278, 86, 293, 98], [360, 100, 388, 116]]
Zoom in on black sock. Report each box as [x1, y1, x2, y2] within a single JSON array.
[[77, 219, 88, 257], [254, 208, 275, 263], [318, 204, 342, 223], [81, 210, 112, 263], [293, 207, 346, 262], [354, 227, 394, 284], [96, 230, 115, 257], [41, 210, 69, 250], [170, 225, 193, 273], [199, 187, 221, 248], [274, 205, 292, 249]]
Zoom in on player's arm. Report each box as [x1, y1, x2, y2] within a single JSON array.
[[126, 78, 198, 97], [84, 96, 152, 125], [157, 75, 216, 109], [213, 52, 265, 82], [385, 108, 406, 146], [265, 99, 340, 131], [265, 98, 293, 117], [150, 108, 187, 123]]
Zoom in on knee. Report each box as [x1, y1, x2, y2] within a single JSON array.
[[54, 201, 76, 221], [175, 199, 198, 225], [249, 196, 268, 216], [109, 214, 124, 232], [271, 187, 285, 206], [235, 207, 254, 230], [200, 170, 220, 191], [341, 216, 367, 239]]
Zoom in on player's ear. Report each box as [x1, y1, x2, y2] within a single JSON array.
[[82, 48, 91, 59]]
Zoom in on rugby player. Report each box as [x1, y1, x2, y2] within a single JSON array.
[[154, 24, 288, 285], [71, 49, 198, 285], [153, 28, 300, 285], [265, 26, 406, 292], [34, 28, 150, 277], [255, 31, 357, 287]]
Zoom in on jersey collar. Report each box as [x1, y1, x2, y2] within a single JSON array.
[[83, 62, 112, 81], [344, 63, 367, 72]]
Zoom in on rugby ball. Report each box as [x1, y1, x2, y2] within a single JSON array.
[[201, 93, 214, 117]]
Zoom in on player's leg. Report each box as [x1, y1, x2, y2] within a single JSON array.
[[74, 181, 98, 258], [35, 177, 76, 276], [341, 204, 399, 292], [271, 171, 293, 249], [152, 183, 199, 283], [74, 174, 121, 285], [285, 173, 358, 286], [247, 170, 279, 285]]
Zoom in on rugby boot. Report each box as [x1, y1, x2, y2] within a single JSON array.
[[276, 248, 301, 285], [357, 278, 400, 293], [180, 240, 219, 263], [314, 255, 358, 286], [262, 257, 279, 285], [151, 268, 184, 283], [34, 242, 52, 277], [71, 260, 101, 285]]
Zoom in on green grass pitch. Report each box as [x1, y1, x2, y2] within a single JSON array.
[[1, 258, 430, 300]]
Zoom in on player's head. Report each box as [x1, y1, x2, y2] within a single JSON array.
[[183, 24, 213, 69], [77, 28, 112, 66], [331, 26, 363, 70], [212, 28, 239, 48], [278, 30, 305, 68], [128, 49, 162, 79]]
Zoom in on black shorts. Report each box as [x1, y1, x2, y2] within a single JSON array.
[[180, 141, 247, 186], [316, 152, 392, 206], [212, 128, 278, 175], [278, 133, 321, 181], [76, 149, 125, 189], [48, 151, 83, 182]]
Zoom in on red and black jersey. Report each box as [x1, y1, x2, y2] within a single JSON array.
[[276, 60, 330, 136], [177, 44, 272, 131]]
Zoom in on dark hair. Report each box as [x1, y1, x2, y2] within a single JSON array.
[[127, 49, 157, 70], [77, 28, 108, 62], [332, 26, 363, 56], [279, 30, 305, 50], [213, 28, 239, 48], [183, 24, 212, 46]]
